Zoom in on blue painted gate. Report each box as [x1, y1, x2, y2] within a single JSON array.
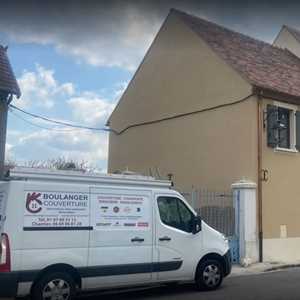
[[228, 189, 240, 263], [228, 236, 239, 264]]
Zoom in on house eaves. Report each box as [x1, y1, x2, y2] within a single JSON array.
[[0, 45, 21, 98]]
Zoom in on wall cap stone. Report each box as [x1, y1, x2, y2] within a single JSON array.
[[231, 179, 257, 190]]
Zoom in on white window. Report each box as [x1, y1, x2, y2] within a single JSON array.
[[267, 101, 298, 152]]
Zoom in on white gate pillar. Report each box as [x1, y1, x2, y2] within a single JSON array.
[[232, 180, 259, 266]]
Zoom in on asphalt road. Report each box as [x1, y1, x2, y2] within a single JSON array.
[[80, 268, 300, 300]]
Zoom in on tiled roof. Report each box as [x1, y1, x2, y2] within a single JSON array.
[[0, 45, 21, 98], [173, 9, 300, 99]]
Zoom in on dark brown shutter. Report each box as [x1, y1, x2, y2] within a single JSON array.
[[295, 111, 300, 150], [267, 105, 278, 148]]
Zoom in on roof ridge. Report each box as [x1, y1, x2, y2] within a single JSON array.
[[169, 8, 300, 100], [171, 8, 284, 52], [285, 24, 300, 33], [170, 8, 294, 59], [284, 25, 300, 43]]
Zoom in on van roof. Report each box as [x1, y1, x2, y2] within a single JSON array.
[[6, 167, 172, 188]]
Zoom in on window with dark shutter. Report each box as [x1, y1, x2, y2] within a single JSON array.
[[295, 111, 300, 151], [267, 103, 298, 151], [267, 104, 278, 148], [278, 107, 290, 149]]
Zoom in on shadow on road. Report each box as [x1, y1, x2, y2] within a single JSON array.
[[79, 283, 226, 300]]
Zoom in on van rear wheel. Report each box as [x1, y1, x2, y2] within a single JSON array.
[[32, 272, 76, 300], [195, 259, 223, 291]]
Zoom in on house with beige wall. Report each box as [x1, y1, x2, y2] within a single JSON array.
[[107, 9, 300, 262]]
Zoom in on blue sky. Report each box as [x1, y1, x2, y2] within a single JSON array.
[[2, 32, 136, 171], [6, 41, 132, 171], [1, 0, 300, 171]]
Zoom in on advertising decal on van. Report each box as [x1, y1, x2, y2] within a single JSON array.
[[91, 193, 151, 230], [23, 191, 91, 230]]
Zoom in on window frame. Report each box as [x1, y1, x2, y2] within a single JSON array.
[[176, 197, 195, 233], [156, 195, 195, 233], [273, 101, 298, 153], [277, 107, 290, 149]]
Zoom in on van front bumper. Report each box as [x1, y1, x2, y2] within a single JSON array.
[[0, 272, 18, 297], [223, 249, 232, 277]]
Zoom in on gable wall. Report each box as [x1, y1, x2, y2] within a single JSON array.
[[273, 27, 300, 57], [108, 13, 252, 133], [108, 96, 258, 193], [108, 13, 258, 193]]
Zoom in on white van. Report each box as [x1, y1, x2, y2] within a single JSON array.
[[0, 168, 231, 299]]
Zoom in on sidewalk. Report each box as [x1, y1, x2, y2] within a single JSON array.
[[231, 261, 300, 277]]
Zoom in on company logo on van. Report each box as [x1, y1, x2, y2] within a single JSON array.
[[124, 223, 136, 227], [123, 206, 131, 213], [137, 222, 149, 227], [26, 192, 42, 214], [113, 206, 120, 213], [96, 222, 111, 226], [100, 206, 108, 213]]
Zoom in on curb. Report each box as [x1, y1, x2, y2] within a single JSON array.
[[264, 263, 300, 272]]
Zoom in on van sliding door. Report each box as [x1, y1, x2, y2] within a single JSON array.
[[85, 187, 153, 289]]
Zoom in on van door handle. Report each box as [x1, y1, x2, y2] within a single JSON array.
[[159, 236, 171, 241], [131, 237, 144, 243]]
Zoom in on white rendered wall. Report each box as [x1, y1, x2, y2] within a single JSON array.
[[232, 180, 259, 266]]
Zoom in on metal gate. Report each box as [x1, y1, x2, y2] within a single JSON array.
[[181, 189, 239, 263]]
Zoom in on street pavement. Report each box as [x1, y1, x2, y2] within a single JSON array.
[[80, 268, 300, 300]]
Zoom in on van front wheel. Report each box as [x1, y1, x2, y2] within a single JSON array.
[[195, 259, 223, 291], [32, 272, 76, 300]]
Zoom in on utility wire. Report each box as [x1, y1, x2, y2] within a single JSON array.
[[9, 93, 254, 136], [115, 93, 255, 135], [9, 109, 81, 132], [9, 104, 112, 132]]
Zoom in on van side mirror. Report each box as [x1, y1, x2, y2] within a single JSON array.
[[192, 215, 202, 234]]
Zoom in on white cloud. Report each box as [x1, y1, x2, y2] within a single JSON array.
[[8, 64, 123, 170], [8, 126, 109, 170], [67, 92, 115, 126], [114, 81, 129, 99], [17, 129, 108, 164], [17, 64, 75, 109], [67, 80, 128, 126]]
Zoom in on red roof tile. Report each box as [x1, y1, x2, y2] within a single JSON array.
[[0, 45, 20, 98], [173, 9, 300, 99]]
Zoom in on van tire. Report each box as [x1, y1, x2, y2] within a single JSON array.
[[32, 272, 76, 300], [195, 259, 223, 291]]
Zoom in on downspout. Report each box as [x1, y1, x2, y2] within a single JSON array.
[[257, 92, 263, 262]]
